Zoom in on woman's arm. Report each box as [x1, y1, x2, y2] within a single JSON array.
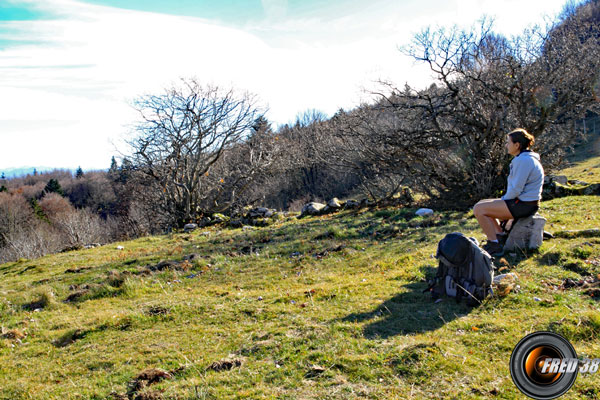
[[501, 158, 530, 200]]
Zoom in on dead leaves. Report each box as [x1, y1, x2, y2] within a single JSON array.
[[560, 274, 600, 298], [1, 327, 26, 341], [304, 364, 327, 379]]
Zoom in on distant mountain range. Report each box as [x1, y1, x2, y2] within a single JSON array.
[[0, 166, 68, 179]]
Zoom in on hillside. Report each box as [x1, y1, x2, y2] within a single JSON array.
[[1, 147, 599, 399]]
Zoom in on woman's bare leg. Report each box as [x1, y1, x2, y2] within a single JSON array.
[[492, 218, 502, 235], [473, 199, 514, 241]]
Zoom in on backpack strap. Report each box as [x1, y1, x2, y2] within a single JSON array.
[[438, 253, 459, 269], [455, 276, 462, 303], [424, 260, 448, 300], [467, 246, 474, 281]]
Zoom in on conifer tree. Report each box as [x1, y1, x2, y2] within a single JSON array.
[[109, 156, 118, 173], [44, 179, 63, 196], [29, 198, 48, 222], [119, 158, 133, 183], [108, 156, 119, 181]]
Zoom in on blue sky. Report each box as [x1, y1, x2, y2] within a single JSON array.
[[70, 0, 272, 22], [0, 0, 571, 171]]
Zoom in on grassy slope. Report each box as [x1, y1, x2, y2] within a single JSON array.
[[560, 124, 600, 184], [1, 146, 600, 399]]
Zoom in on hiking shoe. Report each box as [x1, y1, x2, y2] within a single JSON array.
[[483, 241, 504, 257], [497, 232, 508, 246]]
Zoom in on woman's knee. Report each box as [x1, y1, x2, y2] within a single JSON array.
[[473, 202, 483, 217], [474, 199, 502, 216]]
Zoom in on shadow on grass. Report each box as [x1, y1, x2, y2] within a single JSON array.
[[339, 282, 473, 339], [277, 209, 473, 243]]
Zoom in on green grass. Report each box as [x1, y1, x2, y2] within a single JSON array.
[[1, 144, 600, 399], [559, 123, 600, 184]]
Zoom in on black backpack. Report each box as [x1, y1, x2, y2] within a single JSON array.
[[426, 232, 494, 306]]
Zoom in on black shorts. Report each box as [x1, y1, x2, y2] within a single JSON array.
[[504, 198, 539, 219]]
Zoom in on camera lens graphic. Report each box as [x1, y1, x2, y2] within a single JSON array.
[[524, 345, 562, 385], [510, 332, 578, 400]]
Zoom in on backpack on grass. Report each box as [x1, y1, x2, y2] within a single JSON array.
[[426, 232, 494, 306]]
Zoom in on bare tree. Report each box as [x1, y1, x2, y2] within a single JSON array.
[[315, 106, 416, 201], [202, 116, 289, 213], [334, 4, 600, 206], [0, 192, 63, 262], [256, 110, 363, 207], [38, 193, 106, 248], [52, 208, 105, 247], [128, 79, 263, 227], [0, 192, 35, 252]]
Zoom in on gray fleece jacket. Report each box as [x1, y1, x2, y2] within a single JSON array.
[[501, 151, 544, 201]]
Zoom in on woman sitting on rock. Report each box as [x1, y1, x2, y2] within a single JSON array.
[[473, 128, 544, 256]]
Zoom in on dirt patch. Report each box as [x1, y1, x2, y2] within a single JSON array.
[[65, 281, 123, 303], [207, 358, 243, 372], [304, 364, 327, 379], [145, 306, 171, 316], [561, 274, 600, 299], [127, 368, 172, 398], [122, 257, 206, 278], [65, 266, 93, 273], [182, 253, 203, 261], [22, 290, 55, 311], [586, 288, 600, 298], [122, 268, 152, 277], [122, 259, 194, 276], [233, 244, 262, 256], [65, 289, 91, 302], [61, 245, 83, 253], [312, 245, 346, 259], [112, 390, 163, 400], [147, 261, 179, 272], [147, 260, 192, 272], [113, 366, 186, 400], [22, 299, 46, 311], [135, 368, 172, 384], [133, 391, 163, 400]]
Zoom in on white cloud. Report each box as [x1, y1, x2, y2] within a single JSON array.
[[0, 0, 570, 170], [0, 1, 277, 169]]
